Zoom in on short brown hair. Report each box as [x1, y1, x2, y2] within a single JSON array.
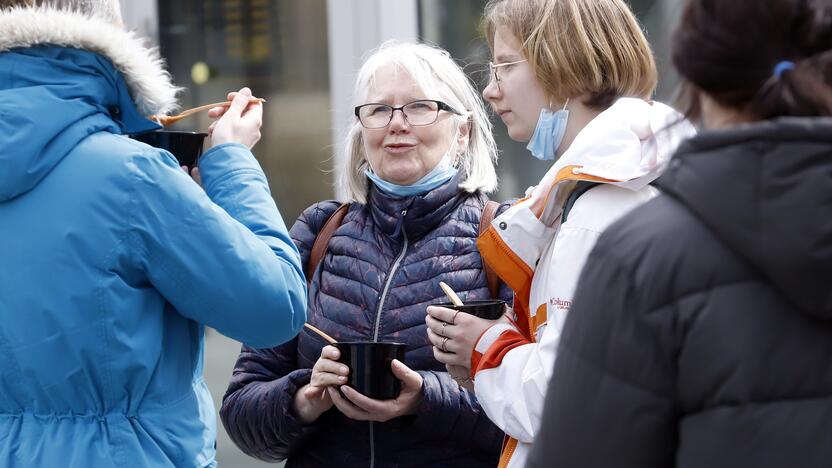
[[483, 0, 657, 108]]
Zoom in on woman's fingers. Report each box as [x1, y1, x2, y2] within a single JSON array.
[[426, 305, 458, 324], [207, 107, 227, 119], [328, 386, 367, 420], [425, 314, 457, 339], [303, 384, 325, 400], [190, 167, 202, 186], [338, 385, 380, 413], [225, 87, 253, 116], [390, 359, 420, 387], [311, 345, 349, 387], [321, 345, 341, 360], [427, 328, 461, 364], [425, 328, 449, 351]]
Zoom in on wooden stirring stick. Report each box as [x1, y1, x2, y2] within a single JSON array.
[[303, 323, 338, 344], [303, 323, 340, 400], [151, 97, 266, 126], [439, 281, 464, 306]]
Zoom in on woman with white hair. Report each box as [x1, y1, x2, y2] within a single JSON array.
[[0, 1, 307, 467], [220, 40, 506, 467]]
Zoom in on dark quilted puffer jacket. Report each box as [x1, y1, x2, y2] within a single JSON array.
[[528, 118, 832, 468], [220, 174, 508, 467]]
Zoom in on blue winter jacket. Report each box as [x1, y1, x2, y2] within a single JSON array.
[[0, 46, 306, 466], [220, 175, 507, 467]]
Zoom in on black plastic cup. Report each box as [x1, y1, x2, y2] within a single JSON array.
[[129, 129, 208, 169], [334, 341, 407, 400], [432, 299, 507, 320]]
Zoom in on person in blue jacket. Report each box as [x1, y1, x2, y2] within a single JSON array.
[[0, 1, 307, 467]]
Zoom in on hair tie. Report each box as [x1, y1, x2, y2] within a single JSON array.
[[773, 61, 795, 78]]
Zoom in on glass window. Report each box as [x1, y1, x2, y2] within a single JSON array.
[[158, 0, 332, 224]]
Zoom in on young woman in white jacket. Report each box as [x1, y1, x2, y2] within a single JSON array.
[[425, 1, 695, 467]]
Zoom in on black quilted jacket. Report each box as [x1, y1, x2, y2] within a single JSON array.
[[220, 174, 507, 467], [528, 118, 832, 468]]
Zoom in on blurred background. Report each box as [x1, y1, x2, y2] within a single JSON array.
[[120, 1, 685, 466]]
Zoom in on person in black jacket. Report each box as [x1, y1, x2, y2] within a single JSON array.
[[528, 1, 832, 467]]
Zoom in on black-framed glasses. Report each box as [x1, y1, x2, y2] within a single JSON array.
[[488, 59, 527, 90], [354, 99, 462, 129]]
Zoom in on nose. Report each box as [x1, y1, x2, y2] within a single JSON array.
[[388, 108, 410, 132], [482, 79, 500, 103]]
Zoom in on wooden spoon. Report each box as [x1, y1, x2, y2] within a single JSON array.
[[303, 323, 337, 344], [439, 281, 463, 307], [151, 97, 266, 126]]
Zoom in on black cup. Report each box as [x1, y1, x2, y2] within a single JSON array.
[[432, 299, 507, 320], [129, 129, 208, 169], [334, 341, 407, 400]]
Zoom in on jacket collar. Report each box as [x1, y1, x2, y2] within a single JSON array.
[[0, 6, 179, 116], [367, 171, 471, 241], [658, 117, 832, 317], [521, 98, 696, 224]]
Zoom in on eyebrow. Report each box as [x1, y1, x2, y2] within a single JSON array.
[[363, 94, 426, 104], [494, 54, 523, 63]]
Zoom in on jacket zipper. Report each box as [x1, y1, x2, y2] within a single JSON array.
[[372, 209, 408, 341], [369, 209, 409, 468]]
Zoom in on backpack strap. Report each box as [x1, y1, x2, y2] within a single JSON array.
[[561, 182, 601, 224], [307, 203, 350, 284], [480, 200, 501, 299]]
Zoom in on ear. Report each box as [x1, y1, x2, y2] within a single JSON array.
[[456, 119, 471, 155]]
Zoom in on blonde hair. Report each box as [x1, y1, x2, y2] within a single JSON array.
[[483, 0, 657, 108], [0, 0, 122, 22], [338, 40, 498, 204]]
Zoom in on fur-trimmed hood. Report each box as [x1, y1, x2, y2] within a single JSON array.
[[0, 6, 182, 201], [0, 6, 179, 116]]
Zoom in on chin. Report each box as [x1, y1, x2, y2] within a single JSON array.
[[381, 171, 421, 186], [506, 126, 532, 143]]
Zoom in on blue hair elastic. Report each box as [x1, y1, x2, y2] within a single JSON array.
[[773, 61, 795, 78]]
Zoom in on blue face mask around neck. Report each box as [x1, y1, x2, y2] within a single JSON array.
[[365, 154, 459, 198], [526, 100, 570, 161]]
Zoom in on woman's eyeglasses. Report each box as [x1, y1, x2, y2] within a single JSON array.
[[354, 99, 462, 129], [488, 59, 527, 90]]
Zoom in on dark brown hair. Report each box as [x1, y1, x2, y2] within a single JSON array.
[[672, 0, 832, 120]]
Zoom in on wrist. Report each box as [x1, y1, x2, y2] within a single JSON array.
[[402, 377, 425, 416], [404, 390, 425, 416], [292, 385, 323, 424]]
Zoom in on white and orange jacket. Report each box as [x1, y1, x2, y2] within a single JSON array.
[[472, 98, 695, 468]]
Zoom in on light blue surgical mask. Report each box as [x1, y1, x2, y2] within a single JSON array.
[[526, 99, 570, 161], [365, 153, 458, 198]]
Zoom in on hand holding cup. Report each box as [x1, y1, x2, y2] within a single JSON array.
[[327, 359, 424, 422], [293, 345, 347, 424]]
